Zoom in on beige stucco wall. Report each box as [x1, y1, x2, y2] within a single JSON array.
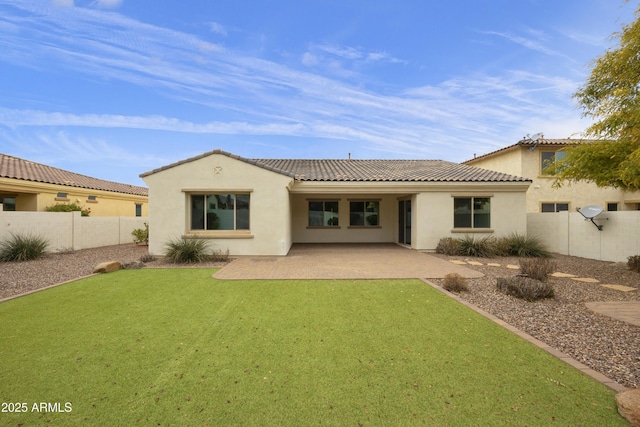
[[0, 177, 148, 216], [468, 147, 524, 178], [468, 147, 640, 212], [142, 153, 294, 256], [528, 211, 640, 262], [412, 184, 529, 251], [290, 193, 397, 243], [0, 211, 148, 251], [290, 182, 530, 252]]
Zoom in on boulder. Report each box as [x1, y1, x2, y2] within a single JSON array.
[[617, 388, 640, 427], [93, 261, 122, 274]]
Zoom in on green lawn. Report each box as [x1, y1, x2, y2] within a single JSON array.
[[0, 269, 626, 426]]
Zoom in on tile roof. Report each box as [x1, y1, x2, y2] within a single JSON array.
[[0, 153, 148, 196], [141, 149, 530, 183], [464, 138, 593, 164]]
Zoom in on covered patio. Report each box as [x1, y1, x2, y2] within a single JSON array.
[[213, 243, 483, 280]]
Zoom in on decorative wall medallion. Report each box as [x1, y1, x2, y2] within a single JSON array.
[[214, 166, 222, 175]]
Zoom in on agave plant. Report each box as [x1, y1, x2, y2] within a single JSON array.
[[164, 238, 211, 263], [0, 233, 49, 262]]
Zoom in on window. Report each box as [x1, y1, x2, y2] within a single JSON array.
[[87, 195, 97, 201], [56, 192, 69, 201], [541, 202, 569, 212], [350, 201, 379, 226], [190, 193, 250, 231], [541, 151, 567, 175], [308, 201, 339, 227], [135, 203, 142, 217], [607, 202, 619, 212], [453, 197, 490, 228], [0, 197, 16, 211]]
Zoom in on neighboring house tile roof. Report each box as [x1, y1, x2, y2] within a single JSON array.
[[0, 153, 148, 196], [464, 138, 593, 164], [141, 148, 530, 183]]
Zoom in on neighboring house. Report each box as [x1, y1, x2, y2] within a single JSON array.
[[463, 138, 640, 213], [140, 149, 531, 256], [0, 153, 148, 216]]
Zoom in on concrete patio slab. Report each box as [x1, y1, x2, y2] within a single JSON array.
[[213, 243, 484, 280]]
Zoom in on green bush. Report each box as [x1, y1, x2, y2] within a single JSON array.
[[519, 257, 556, 282], [164, 238, 211, 263], [0, 233, 49, 262], [458, 235, 495, 258], [45, 202, 91, 216], [496, 276, 554, 302], [435, 234, 551, 259], [504, 233, 550, 258], [628, 255, 640, 273], [442, 273, 468, 292], [131, 222, 149, 245], [435, 237, 461, 255]]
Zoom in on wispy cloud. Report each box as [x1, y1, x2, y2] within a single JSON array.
[[482, 29, 564, 58], [209, 21, 227, 37], [91, 0, 122, 8], [0, 0, 589, 162]]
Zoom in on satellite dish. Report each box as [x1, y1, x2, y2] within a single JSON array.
[[529, 132, 543, 142], [526, 132, 544, 151], [577, 205, 604, 230], [578, 205, 603, 219]]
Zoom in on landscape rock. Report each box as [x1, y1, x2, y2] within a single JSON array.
[[617, 388, 640, 427], [93, 261, 122, 274]]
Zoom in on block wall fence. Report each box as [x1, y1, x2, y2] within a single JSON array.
[[0, 211, 148, 251], [527, 211, 640, 263]]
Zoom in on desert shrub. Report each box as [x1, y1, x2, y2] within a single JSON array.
[[139, 253, 156, 263], [628, 255, 640, 273], [46, 202, 91, 216], [458, 235, 495, 258], [210, 248, 230, 263], [491, 236, 512, 257], [0, 233, 49, 262], [164, 238, 211, 263], [131, 222, 149, 245], [519, 257, 556, 282], [496, 276, 554, 302], [435, 237, 461, 255], [504, 233, 551, 258], [442, 273, 468, 292]]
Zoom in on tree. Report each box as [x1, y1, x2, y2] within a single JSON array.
[[552, 4, 640, 191]]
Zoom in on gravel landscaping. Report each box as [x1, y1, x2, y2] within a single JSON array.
[[430, 252, 640, 390], [1, 244, 638, 389]]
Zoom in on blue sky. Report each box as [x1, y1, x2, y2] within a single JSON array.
[[0, 0, 636, 186]]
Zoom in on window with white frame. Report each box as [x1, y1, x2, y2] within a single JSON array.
[[541, 202, 569, 213], [308, 200, 339, 227], [190, 193, 249, 231], [349, 200, 379, 226], [453, 197, 491, 228]]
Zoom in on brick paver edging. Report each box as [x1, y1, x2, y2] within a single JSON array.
[[421, 279, 628, 393], [0, 274, 97, 303]]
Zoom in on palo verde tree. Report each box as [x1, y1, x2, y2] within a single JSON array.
[[552, 3, 640, 191]]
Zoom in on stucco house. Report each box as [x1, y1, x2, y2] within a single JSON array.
[[140, 149, 531, 256], [463, 138, 640, 213], [0, 153, 148, 216]]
